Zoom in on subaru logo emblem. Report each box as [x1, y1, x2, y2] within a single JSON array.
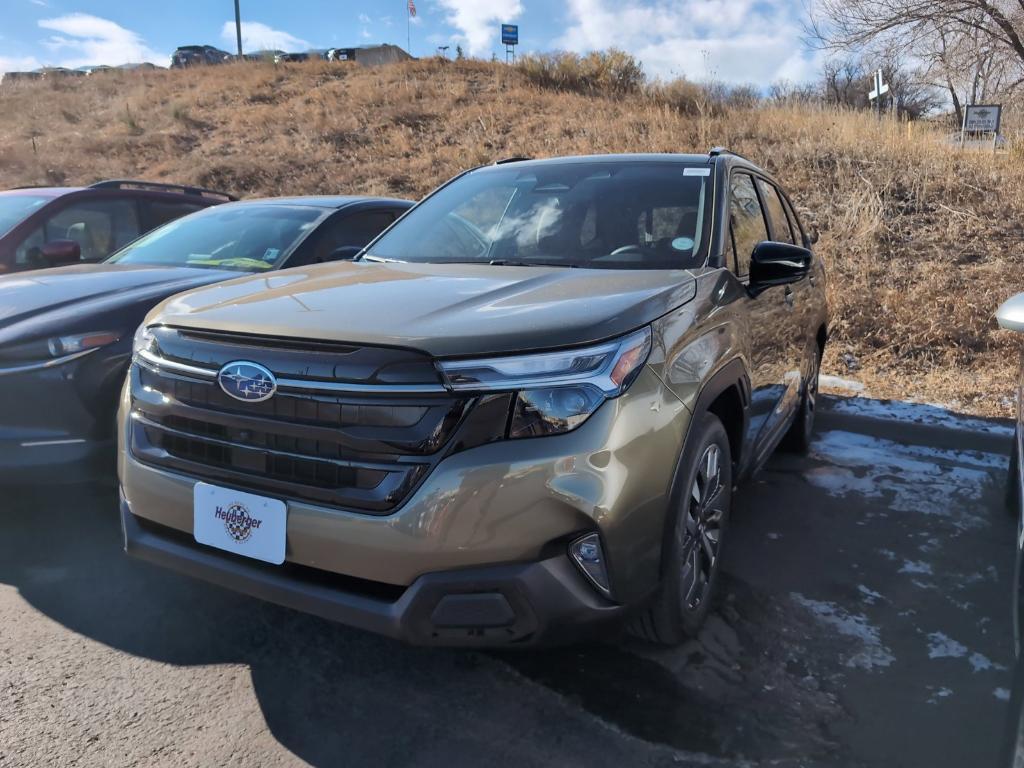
[[217, 361, 277, 403]]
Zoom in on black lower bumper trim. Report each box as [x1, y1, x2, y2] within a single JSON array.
[[120, 493, 626, 646]]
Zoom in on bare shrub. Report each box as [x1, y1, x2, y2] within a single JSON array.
[[0, 57, 1020, 413]]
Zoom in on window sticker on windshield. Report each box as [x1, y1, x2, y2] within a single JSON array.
[[263, 248, 280, 261], [684, 168, 711, 176]]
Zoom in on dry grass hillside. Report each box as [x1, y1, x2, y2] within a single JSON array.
[[1, 58, 1022, 415]]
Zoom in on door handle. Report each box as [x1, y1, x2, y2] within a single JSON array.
[[784, 286, 795, 307], [808, 273, 816, 286]]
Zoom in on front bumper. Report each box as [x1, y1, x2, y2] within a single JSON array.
[[121, 492, 626, 646], [118, 365, 693, 643]]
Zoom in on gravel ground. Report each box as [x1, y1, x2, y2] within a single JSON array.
[[0, 399, 1016, 767]]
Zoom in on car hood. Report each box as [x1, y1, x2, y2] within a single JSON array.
[[0, 263, 237, 343], [150, 261, 699, 357]]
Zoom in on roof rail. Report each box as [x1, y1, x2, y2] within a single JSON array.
[[89, 179, 237, 202], [493, 156, 531, 165], [708, 147, 751, 162]]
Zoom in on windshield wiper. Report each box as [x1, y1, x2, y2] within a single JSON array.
[[488, 259, 578, 268]]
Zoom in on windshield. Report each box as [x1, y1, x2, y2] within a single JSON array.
[[108, 204, 323, 271], [0, 194, 50, 237], [365, 161, 711, 269]]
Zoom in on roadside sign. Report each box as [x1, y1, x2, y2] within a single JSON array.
[[501, 24, 519, 46], [867, 69, 889, 118], [964, 104, 1002, 134]]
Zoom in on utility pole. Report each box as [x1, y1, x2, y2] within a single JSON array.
[[233, 0, 243, 57]]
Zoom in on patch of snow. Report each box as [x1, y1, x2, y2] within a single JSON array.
[[927, 632, 1006, 672], [900, 560, 934, 575], [824, 396, 1013, 437], [806, 430, 1002, 531], [928, 631, 968, 659], [820, 375, 865, 393], [791, 593, 895, 670], [996, 688, 1011, 702], [857, 585, 884, 605], [969, 652, 1003, 672], [927, 686, 954, 704]]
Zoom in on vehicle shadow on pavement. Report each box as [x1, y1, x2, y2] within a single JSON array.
[[0, 403, 1018, 768], [0, 483, 677, 767]]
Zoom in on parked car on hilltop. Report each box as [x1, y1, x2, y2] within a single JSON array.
[[274, 52, 312, 64], [0, 180, 235, 275], [118, 150, 827, 647], [0, 195, 411, 484], [171, 45, 232, 68]]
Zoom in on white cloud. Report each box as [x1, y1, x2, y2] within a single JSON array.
[[37, 13, 165, 67], [358, 13, 372, 24], [0, 54, 42, 76], [556, 0, 820, 86], [435, 0, 522, 56], [220, 21, 309, 52]]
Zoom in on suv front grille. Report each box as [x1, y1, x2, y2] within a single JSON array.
[[129, 327, 471, 514]]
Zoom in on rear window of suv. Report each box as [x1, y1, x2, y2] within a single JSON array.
[[365, 161, 711, 270]]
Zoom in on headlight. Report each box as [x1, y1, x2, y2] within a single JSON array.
[[439, 327, 652, 438], [47, 331, 121, 357], [0, 330, 121, 373], [132, 325, 156, 356]]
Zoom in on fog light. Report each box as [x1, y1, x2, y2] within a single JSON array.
[[569, 532, 612, 597]]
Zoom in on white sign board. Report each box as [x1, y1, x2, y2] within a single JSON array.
[[964, 104, 1001, 134]]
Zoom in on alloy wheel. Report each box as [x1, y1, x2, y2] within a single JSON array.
[[680, 443, 725, 612]]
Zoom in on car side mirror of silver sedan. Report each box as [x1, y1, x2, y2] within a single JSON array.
[[997, 293, 1024, 333]]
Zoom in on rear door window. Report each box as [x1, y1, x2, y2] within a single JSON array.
[[729, 173, 769, 277], [782, 196, 804, 247], [43, 198, 142, 261], [756, 179, 796, 245], [142, 200, 206, 230]]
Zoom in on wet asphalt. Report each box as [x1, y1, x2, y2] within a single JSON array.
[[0, 398, 1017, 767]]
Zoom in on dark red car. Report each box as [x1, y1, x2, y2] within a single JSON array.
[[0, 180, 235, 274]]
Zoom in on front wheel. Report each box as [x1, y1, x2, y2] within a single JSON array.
[[631, 414, 732, 645]]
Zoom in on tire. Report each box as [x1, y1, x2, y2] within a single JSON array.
[[782, 346, 820, 454], [631, 414, 732, 645]]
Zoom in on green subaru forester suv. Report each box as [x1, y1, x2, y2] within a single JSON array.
[[118, 150, 828, 646]]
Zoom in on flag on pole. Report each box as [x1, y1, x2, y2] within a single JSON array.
[[407, 0, 416, 17]]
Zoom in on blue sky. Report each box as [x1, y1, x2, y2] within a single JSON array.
[[0, 0, 820, 85]]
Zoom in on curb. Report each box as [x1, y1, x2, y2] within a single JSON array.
[[816, 396, 1014, 456]]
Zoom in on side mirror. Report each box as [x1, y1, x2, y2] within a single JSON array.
[[997, 293, 1024, 333], [749, 241, 811, 290], [39, 239, 82, 266], [326, 245, 363, 262]]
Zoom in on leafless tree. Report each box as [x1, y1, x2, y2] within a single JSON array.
[[809, 0, 1024, 67], [810, 0, 1024, 120], [820, 53, 941, 118]]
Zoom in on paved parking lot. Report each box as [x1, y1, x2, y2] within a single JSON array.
[[0, 398, 1016, 767]]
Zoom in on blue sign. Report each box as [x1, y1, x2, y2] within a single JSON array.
[[501, 24, 518, 46]]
